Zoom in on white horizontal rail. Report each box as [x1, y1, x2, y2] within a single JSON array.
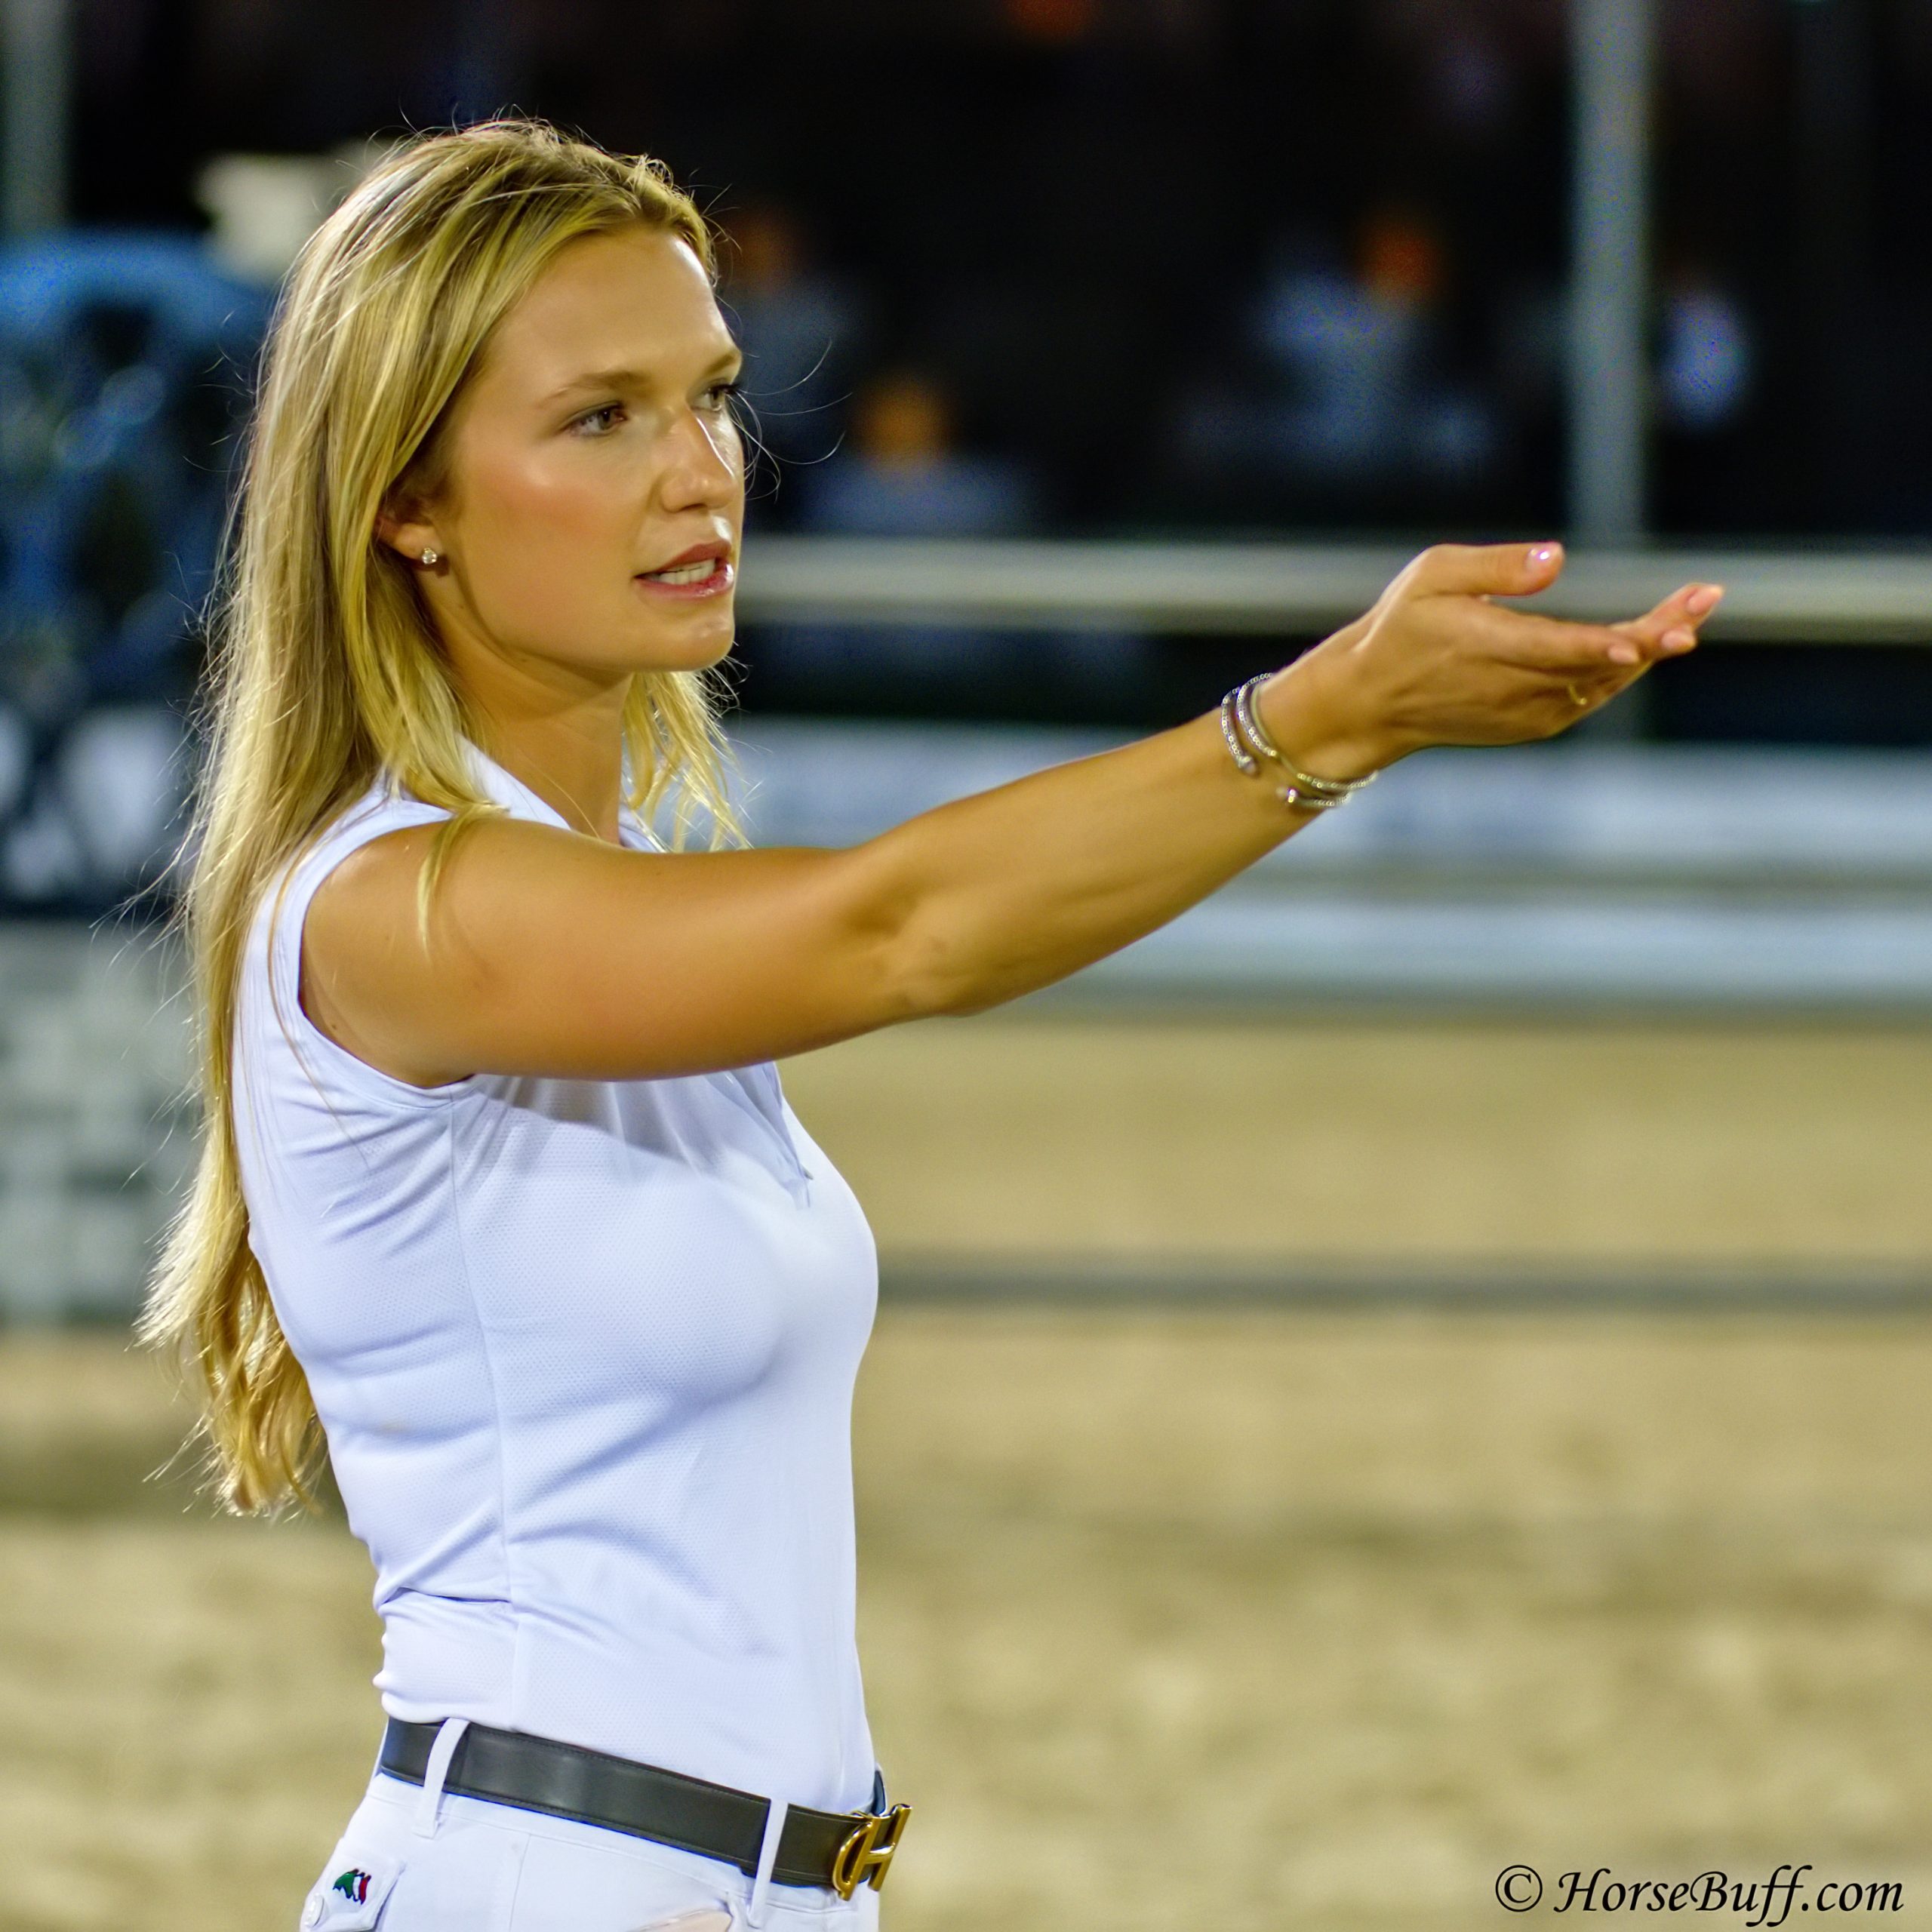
[[734, 537, 1932, 642]]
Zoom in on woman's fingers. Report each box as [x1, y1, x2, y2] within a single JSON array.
[[1657, 582, 1724, 624], [1545, 584, 1724, 724], [1475, 583, 1723, 676], [1609, 583, 1725, 663], [1477, 606, 1667, 673]]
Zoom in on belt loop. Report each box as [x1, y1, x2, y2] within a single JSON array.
[[740, 1795, 789, 1929], [414, 1717, 471, 1838]]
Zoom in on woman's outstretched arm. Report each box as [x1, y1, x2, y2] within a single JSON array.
[[302, 542, 1720, 1084]]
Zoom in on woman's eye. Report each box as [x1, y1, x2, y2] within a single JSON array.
[[571, 404, 626, 436], [702, 379, 742, 411]]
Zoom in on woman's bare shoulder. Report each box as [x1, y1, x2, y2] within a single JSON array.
[[300, 813, 922, 1085]]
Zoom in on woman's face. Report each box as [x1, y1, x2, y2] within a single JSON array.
[[390, 224, 745, 689]]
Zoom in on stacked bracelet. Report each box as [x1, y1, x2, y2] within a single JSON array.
[[1219, 673, 1378, 811]]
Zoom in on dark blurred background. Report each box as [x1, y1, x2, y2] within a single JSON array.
[[5, 0, 1931, 815], [60, 0, 1932, 540]]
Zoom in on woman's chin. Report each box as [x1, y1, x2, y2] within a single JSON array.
[[625, 605, 737, 674]]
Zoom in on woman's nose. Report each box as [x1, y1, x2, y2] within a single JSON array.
[[657, 405, 742, 512]]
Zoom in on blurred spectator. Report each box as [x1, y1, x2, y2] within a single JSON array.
[[750, 371, 1152, 721], [801, 370, 1037, 538], [1657, 264, 1755, 435], [717, 202, 869, 495], [1650, 254, 1772, 534], [1171, 208, 1500, 523]]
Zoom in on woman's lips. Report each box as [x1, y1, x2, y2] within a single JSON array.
[[632, 555, 735, 600]]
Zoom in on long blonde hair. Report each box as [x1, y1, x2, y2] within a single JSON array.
[[139, 119, 746, 1515]]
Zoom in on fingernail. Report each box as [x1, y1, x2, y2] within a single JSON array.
[[1529, 542, 1561, 568], [1609, 642, 1640, 665], [1664, 627, 1697, 652], [1687, 586, 1721, 616]]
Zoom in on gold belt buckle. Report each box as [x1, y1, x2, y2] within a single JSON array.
[[829, 1800, 912, 1900]]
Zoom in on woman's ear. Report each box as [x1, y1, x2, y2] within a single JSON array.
[[376, 490, 444, 568]]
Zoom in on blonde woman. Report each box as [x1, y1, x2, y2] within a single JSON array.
[[141, 119, 1721, 1932]]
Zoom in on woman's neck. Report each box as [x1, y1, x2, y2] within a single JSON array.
[[466, 701, 629, 847], [438, 613, 636, 844]]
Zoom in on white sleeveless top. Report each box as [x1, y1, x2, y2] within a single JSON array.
[[229, 743, 881, 1812]]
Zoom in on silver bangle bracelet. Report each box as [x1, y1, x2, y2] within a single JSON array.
[[1231, 673, 1377, 800], [1219, 681, 1345, 812], [1217, 692, 1260, 777]]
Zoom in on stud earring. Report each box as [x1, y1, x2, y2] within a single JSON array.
[[420, 548, 440, 568]]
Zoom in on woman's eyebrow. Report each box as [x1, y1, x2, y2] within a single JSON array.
[[543, 365, 651, 405], [541, 349, 743, 407]]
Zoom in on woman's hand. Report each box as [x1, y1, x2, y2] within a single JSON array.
[[1257, 540, 1725, 780]]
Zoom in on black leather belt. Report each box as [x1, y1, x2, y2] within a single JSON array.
[[379, 1718, 910, 1900]]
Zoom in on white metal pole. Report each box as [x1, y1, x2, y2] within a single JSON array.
[[1569, 0, 1654, 544], [3, 0, 69, 238]]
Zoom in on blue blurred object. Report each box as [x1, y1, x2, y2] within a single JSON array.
[[0, 231, 269, 905]]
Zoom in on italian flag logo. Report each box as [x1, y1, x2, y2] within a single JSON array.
[[331, 1869, 372, 1905]]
